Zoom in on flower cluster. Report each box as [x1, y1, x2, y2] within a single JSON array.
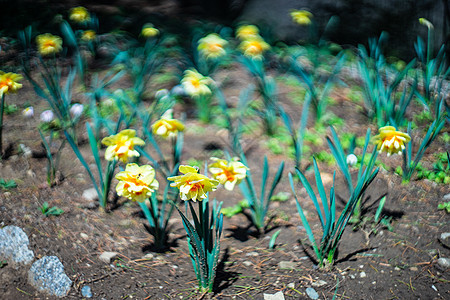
[[208, 157, 249, 191], [373, 126, 411, 156], [101, 129, 145, 163], [197, 33, 228, 59], [168, 165, 219, 202], [181, 69, 213, 97], [36, 34, 63, 56], [290, 10, 313, 25], [0, 71, 23, 96], [236, 24, 270, 59], [116, 163, 159, 202]]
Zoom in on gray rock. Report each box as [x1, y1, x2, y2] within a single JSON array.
[[82, 187, 99, 202], [0, 225, 34, 267], [19, 144, 32, 158], [243, 261, 253, 267], [440, 233, 450, 248], [99, 251, 118, 264], [142, 253, 154, 260], [436, 258, 450, 269], [264, 291, 285, 300], [28, 256, 72, 297], [360, 271, 367, 278], [312, 280, 327, 287], [278, 261, 297, 270], [441, 232, 450, 240], [306, 287, 319, 299], [81, 285, 93, 298], [443, 193, 450, 200]]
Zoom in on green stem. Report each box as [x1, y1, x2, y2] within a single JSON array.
[[0, 94, 5, 156], [327, 249, 335, 266], [197, 95, 210, 123], [101, 159, 117, 208]]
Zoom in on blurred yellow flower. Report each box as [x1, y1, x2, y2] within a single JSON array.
[[151, 111, 185, 138], [70, 6, 90, 23], [236, 25, 260, 40], [181, 69, 213, 97], [419, 17, 434, 29], [36, 34, 63, 56], [81, 30, 96, 41], [198, 33, 228, 59], [373, 126, 411, 156], [290, 10, 313, 25], [101, 129, 145, 163], [116, 163, 159, 202], [239, 37, 270, 59], [167, 165, 219, 202], [0, 71, 23, 96], [208, 157, 248, 191], [141, 24, 159, 38]]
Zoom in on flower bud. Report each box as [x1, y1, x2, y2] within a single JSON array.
[[70, 103, 84, 118], [22, 106, 34, 118], [346, 154, 358, 166], [40, 110, 54, 122]]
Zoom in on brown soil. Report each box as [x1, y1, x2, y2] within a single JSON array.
[[0, 60, 449, 300]]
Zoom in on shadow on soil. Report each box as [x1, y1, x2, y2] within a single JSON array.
[[213, 247, 240, 294]]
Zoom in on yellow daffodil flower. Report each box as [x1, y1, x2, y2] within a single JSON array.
[[238, 37, 270, 59], [0, 71, 23, 96], [290, 10, 313, 25], [81, 30, 96, 41], [236, 25, 260, 40], [101, 129, 145, 163], [151, 111, 185, 138], [181, 69, 213, 97], [208, 157, 248, 191], [373, 126, 411, 156], [141, 24, 159, 38], [70, 6, 90, 23], [36, 34, 63, 56], [167, 165, 219, 202], [116, 163, 159, 202], [198, 33, 228, 59]]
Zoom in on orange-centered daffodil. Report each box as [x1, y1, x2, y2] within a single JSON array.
[[373, 126, 411, 156], [0, 71, 23, 96], [116, 163, 159, 202], [181, 69, 213, 98], [167, 165, 219, 202], [208, 157, 248, 191], [36, 34, 63, 56], [239, 37, 270, 59], [198, 33, 228, 59], [290, 10, 313, 25], [69, 6, 90, 23], [101, 129, 145, 163]]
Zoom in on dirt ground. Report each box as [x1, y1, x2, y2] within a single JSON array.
[[0, 58, 449, 300], [0, 2, 450, 297]]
